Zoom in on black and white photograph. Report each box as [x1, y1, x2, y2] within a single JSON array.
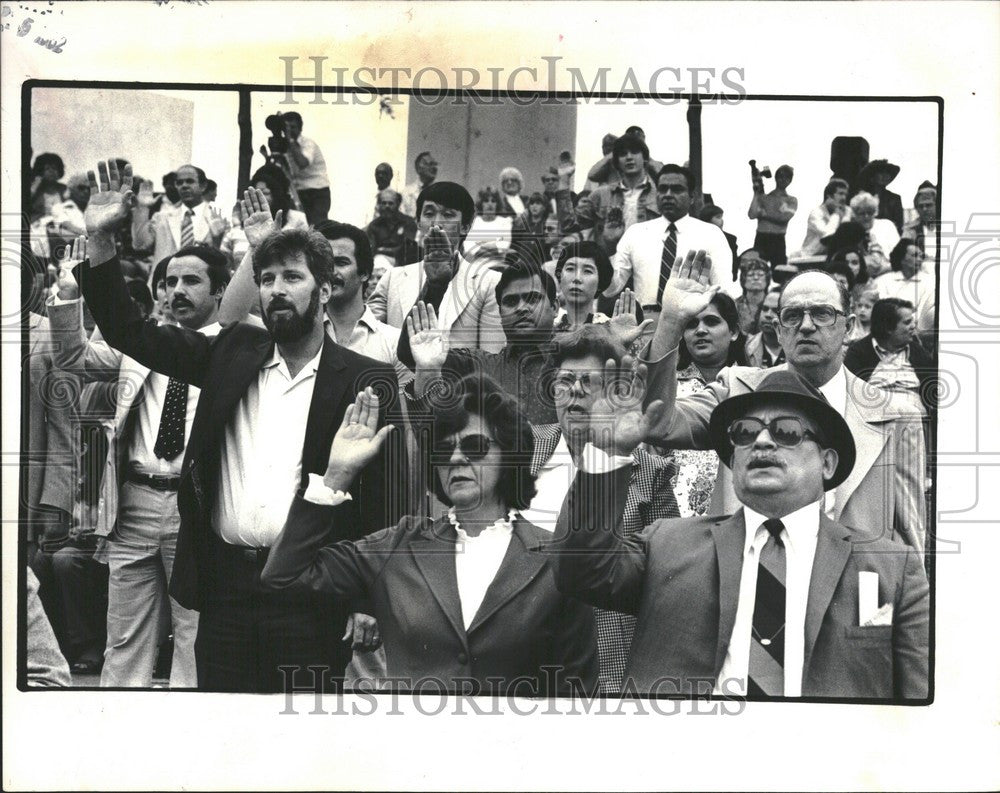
[[3, 2, 998, 790]]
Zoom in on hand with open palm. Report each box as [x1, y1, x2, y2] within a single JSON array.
[[240, 188, 283, 248]]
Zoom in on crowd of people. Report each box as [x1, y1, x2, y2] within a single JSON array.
[[22, 114, 937, 700]]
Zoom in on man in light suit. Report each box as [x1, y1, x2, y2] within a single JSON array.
[[132, 164, 227, 264], [554, 367, 929, 700], [50, 239, 230, 687], [642, 254, 927, 552], [367, 181, 504, 357]]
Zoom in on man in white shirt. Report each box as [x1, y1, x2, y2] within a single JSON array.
[[902, 182, 938, 267], [553, 366, 929, 699], [400, 151, 438, 218], [78, 161, 394, 692], [606, 163, 737, 311], [132, 164, 228, 264], [799, 178, 851, 256], [283, 111, 331, 226], [53, 242, 230, 687]]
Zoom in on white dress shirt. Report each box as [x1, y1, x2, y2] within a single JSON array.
[[520, 433, 576, 532], [714, 501, 821, 697], [608, 214, 739, 304], [288, 135, 330, 190], [212, 346, 322, 547], [799, 204, 851, 255], [450, 510, 515, 630], [130, 322, 221, 477]]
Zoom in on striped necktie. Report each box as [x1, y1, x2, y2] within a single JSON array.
[[180, 208, 195, 248], [655, 222, 677, 308], [747, 518, 786, 697]]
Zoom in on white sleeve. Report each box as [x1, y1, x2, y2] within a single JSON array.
[[606, 226, 635, 297]]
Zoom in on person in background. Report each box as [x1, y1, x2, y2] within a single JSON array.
[[283, 111, 331, 226], [827, 245, 870, 294], [744, 286, 785, 368], [203, 179, 218, 204], [799, 178, 850, 256], [902, 182, 938, 264], [365, 188, 418, 265], [468, 186, 513, 253], [368, 162, 394, 222], [845, 285, 878, 345], [698, 204, 740, 278], [400, 151, 438, 218], [250, 164, 309, 232], [150, 171, 181, 215], [540, 166, 560, 215], [51, 173, 91, 238], [585, 125, 664, 187], [29, 152, 67, 223], [582, 132, 618, 192], [874, 239, 936, 340], [734, 250, 771, 335], [848, 191, 899, 277], [668, 292, 749, 518], [510, 192, 551, 263], [748, 164, 797, 267], [498, 167, 528, 218], [825, 257, 856, 296], [552, 241, 615, 332], [856, 159, 904, 234]]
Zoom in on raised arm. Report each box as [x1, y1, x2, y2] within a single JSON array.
[[130, 179, 158, 251], [217, 189, 283, 326], [75, 160, 215, 387]]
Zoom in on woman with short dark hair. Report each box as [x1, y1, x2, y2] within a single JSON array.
[[261, 378, 598, 695]]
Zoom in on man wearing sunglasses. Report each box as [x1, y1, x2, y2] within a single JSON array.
[[555, 368, 929, 699], [641, 253, 927, 553]]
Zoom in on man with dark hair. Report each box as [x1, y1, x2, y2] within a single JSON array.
[[800, 178, 850, 256], [50, 239, 231, 687], [370, 181, 504, 358], [563, 134, 661, 257], [585, 126, 664, 188], [400, 151, 439, 218], [554, 366, 929, 699], [748, 163, 797, 266], [283, 111, 331, 226], [607, 163, 737, 312], [640, 254, 927, 551], [132, 163, 228, 263], [902, 182, 938, 262], [845, 298, 936, 418], [744, 286, 785, 368], [365, 189, 418, 263], [75, 162, 395, 692]]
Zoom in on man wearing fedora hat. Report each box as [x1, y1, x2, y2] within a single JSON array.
[[640, 251, 927, 553], [554, 367, 929, 699], [857, 159, 904, 234]]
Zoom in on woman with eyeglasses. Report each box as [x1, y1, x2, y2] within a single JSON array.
[[668, 292, 750, 517], [261, 378, 599, 695]]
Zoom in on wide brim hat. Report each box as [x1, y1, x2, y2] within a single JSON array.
[[821, 220, 866, 251], [708, 370, 856, 490], [858, 158, 901, 184]]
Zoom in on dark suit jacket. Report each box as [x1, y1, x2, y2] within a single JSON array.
[[844, 334, 937, 413], [262, 496, 599, 695], [76, 257, 402, 614], [553, 467, 930, 700]]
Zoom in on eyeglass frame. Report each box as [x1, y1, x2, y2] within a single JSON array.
[[727, 416, 824, 449], [551, 369, 606, 397], [777, 303, 846, 329], [432, 433, 494, 464]]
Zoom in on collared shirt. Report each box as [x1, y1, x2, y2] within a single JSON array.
[[608, 214, 739, 304], [326, 307, 401, 367], [449, 510, 516, 630], [817, 365, 848, 518], [212, 346, 323, 547], [131, 322, 221, 477], [874, 271, 936, 334], [552, 308, 610, 332], [714, 501, 821, 697], [621, 177, 651, 229], [869, 340, 923, 411], [288, 135, 330, 190], [520, 432, 576, 532], [800, 204, 851, 255]]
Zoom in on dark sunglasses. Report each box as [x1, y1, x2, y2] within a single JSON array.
[[727, 417, 822, 449], [434, 433, 493, 463]]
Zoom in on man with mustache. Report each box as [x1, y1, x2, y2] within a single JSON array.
[[49, 237, 229, 687], [74, 161, 396, 692], [641, 252, 927, 552], [554, 363, 929, 699]]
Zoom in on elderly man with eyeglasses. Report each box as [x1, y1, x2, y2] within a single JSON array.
[[639, 253, 928, 552]]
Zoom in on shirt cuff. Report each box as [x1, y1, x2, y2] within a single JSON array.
[[579, 443, 632, 474], [304, 473, 353, 506], [49, 294, 81, 306]]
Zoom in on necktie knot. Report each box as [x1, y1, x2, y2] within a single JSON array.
[[763, 518, 785, 541]]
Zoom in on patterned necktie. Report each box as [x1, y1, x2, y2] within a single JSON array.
[[153, 377, 189, 460], [180, 208, 195, 248], [655, 222, 678, 307], [747, 518, 786, 697]]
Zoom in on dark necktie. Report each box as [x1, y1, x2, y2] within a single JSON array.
[[180, 208, 195, 248], [747, 518, 786, 697], [153, 377, 189, 461], [655, 222, 678, 307]]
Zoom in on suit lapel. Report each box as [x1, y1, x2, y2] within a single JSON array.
[[396, 264, 422, 322], [409, 518, 466, 642], [834, 377, 890, 516], [711, 512, 746, 675], [207, 331, 273, 434], [299, 336, 350, 480], [804, 515, 853, 667], [467, 519, 548, 634], [438, 259, 478, 331]]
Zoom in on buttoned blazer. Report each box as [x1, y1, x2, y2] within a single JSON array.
[[553, 467, 930, 699], [367, 257, 504, 353], [261, 497, 599, 695], [645, 349, 927, 551], [76, 257, 401, 611]]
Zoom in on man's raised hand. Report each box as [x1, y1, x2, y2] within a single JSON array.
[[323, 388, 395, 492], [240, 188, 282, 248], [608, 288, 653, 348], [85, 160, 134, 235], [588, 357, 666, 457], [405, 302, 447, 371]]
